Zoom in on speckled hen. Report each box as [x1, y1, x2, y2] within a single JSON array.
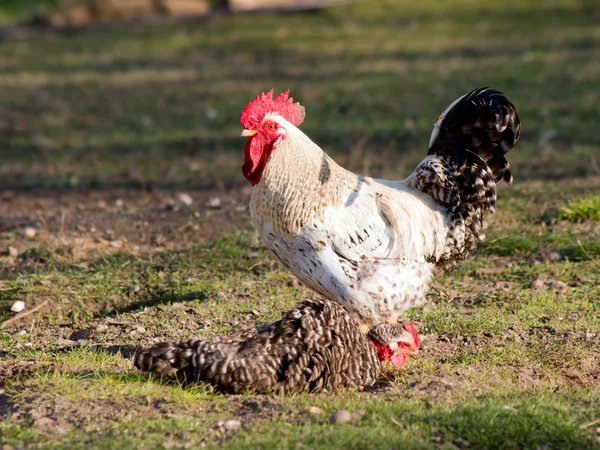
[[239, 87, 520, 366], [135, 298, 381, 394]]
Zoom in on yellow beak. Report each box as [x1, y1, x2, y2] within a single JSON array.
[[241, 129, 257, 137]]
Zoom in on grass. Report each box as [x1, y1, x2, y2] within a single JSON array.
[[558, 196, 600, 221], [0, 0, 599, 189], [0, 0, 59, 25], [1, 196, 599, 448], [1, 0, 600, 448]]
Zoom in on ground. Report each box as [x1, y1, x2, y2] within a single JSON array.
[[0, 0, 599, 448]]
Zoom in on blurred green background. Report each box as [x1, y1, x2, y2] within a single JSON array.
[[0, 0, 598, 190], [0, 0, 58, 24]]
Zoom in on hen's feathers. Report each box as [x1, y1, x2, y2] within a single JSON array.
[[417, 88, 521, 270], [135, 298, 380, 394]]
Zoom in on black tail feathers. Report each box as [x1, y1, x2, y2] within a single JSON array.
[[417, 88, 520, 270], [428, 87, 520, 186]]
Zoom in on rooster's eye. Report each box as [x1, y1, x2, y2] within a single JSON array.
[[267, 123, 276, 130]]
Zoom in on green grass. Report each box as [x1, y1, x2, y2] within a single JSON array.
[[3, 379, 598, 449], [1, 0, 600, 449], [0, 0, 59, 25], [2, 217, 600, 448], [0, 0, 599, 189], [558, 196, 600, 221]]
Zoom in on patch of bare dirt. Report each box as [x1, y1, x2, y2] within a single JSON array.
[[0, 187, 254, 276], [420, 331, 600, 390], [0, 359, 42, 385], [6, 393, 199, 438], [3, 374, 287, 446]]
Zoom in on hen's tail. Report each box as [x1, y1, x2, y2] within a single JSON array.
[[134, 328, 270, 394], [134, 340, 200, 381], [414, 88, 520, 270]]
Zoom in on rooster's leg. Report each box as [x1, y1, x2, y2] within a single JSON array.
[[359, 316, 398, 335], [369, 323, 417, 347]]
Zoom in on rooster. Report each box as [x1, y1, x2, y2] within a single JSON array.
[[239, 87, 520, 367], [135, 298, 383, 394]]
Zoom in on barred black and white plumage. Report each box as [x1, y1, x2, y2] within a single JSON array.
[[428, 87, 520, 185], [413, 87, 520, 271], [134, 298, 380, 394]]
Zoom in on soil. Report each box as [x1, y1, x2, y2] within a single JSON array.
[[0, 186, 253, 243]]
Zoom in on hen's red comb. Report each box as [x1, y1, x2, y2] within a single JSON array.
[[240, 89, 306, 129]]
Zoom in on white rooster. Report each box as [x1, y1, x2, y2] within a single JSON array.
[[240, 88, 520, 366]]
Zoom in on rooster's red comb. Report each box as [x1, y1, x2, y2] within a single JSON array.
[[240, 89, 306, 129]]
